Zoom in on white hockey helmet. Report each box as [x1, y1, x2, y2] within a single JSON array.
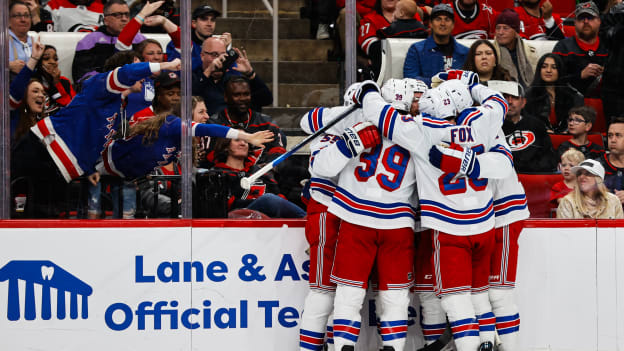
[[403, 78, 428, 95], [436, 79, 474, 116], [343, 82, 360, 106], [380, 78, 414, 112], [419, 87, 456, 119]]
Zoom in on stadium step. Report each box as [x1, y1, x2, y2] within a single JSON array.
[[199, 0, 340, 131], [273, 83, 340, 109], [264, 107, 311, 129], [252, 61, 340, 84], [217, 18, 312, 39], [197, 0, 303, 18], [232, 39, 334, 61]]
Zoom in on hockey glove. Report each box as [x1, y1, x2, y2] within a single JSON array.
[[428, 143, 481, 178], [351, 80, 381, 106], [431, 70, 479, 89], [338, 122, 381, 158]]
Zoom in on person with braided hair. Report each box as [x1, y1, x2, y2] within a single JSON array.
[[11, 52, 181, 218]]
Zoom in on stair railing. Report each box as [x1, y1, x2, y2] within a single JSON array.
[[261, 0, 279, 107]]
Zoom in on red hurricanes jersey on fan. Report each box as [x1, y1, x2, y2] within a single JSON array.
[[359, 11, 423, 54], [359, 12, 391, 55], [514, 6, 563, 40], [449, 1, 498, 39]]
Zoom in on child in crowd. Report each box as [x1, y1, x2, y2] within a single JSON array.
[[557, 106, 604, 160], [377, 0, 427, 39], [551, 148, 585, 207]]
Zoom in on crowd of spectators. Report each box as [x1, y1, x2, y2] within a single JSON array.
[[7, 0, 289, 219], [6, 0, 624, 219]]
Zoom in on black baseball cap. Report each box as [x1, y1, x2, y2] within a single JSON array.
[[430, 4, 454, 20], [192, 5, 221, 19], [575, 1, 599, 18], [154, 71, 180, 89]]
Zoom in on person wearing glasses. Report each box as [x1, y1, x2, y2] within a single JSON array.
[[192, 37, 272, 116], [557, 106, 604, 161], [44, 0, 103, 32], [9, 1, 34, 81], [71, 0, 170, 90]]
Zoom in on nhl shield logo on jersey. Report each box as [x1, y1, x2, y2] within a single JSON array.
[[506, 131, 536, 151]]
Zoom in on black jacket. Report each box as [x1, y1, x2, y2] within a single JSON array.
[[503, 114, 558, 172], [210, 162, 280, 211], [600, 4, 624, 118], [524, 84, 584, 133], [552, 35, 608, 98], [377, 18, 428, 39], [191, 68, 273, 116]]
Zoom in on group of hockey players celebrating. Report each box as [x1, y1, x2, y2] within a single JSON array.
[[297, 70, 529, 351]]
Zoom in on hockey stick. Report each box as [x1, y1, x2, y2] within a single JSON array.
[[240, 104, 359, 189]]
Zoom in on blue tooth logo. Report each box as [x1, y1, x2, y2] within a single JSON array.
[[0, 261, 92, 321]]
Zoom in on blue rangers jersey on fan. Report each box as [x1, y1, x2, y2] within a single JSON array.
[[30, 62, 159, 182], [98, 116, 235, 179], [361, 85, 513, 235], [301, 106, 419, 230]]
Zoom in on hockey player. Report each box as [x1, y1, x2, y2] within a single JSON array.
[[487, 174, 528, 351], [403, 78, 428, 116], [381, 78, 452, 351], [297, 86, 368, 351], [302, 81, 421, 351], [355, 72, 513, 351], [442, 78, 529, 351]]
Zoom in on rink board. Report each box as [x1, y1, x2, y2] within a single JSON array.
[[0, 219, 622, 351]]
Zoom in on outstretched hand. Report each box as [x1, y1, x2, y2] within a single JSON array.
[[138, 1, 165, 18], [246, 130, 275, 148], [161, 58, 181, 72]]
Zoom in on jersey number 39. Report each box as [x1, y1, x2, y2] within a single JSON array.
[[355, 144, 410, 191]]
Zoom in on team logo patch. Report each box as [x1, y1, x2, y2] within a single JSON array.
[[506, 131, 536, 151]]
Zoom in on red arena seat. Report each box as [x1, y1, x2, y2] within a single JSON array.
[[550, 0, 576, 19], [518, 173, 563, 218], [584, 98, 607, 133], [549, 132, 604, 150], [488, 0, 515, 12]]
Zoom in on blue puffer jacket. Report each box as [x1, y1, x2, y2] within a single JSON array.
[[402, 36, 469, 87]]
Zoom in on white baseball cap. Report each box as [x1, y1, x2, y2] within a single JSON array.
[[571, 159, 605, 180]]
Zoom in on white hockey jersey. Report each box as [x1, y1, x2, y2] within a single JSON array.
[[301, 107, 360, 207], [491, 174, 530, 227], [300, 107, 419, 230], [307, 133, 341, 207], [361, 85, 513, 235]]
